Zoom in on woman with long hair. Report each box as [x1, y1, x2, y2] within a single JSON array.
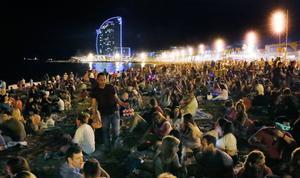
[[234, 100, 253, 138], [237, 150, 273, 178], [5, 156, 37, 178], [154, 135, 185, 177]]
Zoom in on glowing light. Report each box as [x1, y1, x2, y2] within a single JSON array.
[[198, 44, 205, 54], [245, 31, 257, 46], [174, 50, 180, 58], [188, 47, 194, 55], [180, 49, 186, 56], [214, 39, 225, 52], [271, 10, 285, 34], [88, 62, 92, 70], [140, 52, 147, 60], [87, 53, 94, 60], [162, 52, 167, 59], [114, 53, 121, 59]]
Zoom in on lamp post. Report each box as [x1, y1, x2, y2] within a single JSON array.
[[270, 10, 288, 59], [271, 10, 285, 44]]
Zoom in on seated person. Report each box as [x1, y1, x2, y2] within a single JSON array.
[[212, 84, 229, 101], [282, 147, 300, 178], [28, 110, 41, 133], [83, 158, 110, 178], [154, 135, 186, 178], [224, 100, 237, 122], [193, 134, 234, 178], [56, 97, 65, 112], [215, 119, 238, 164], [119, 91, 129, 117], [11, 103, 25, 123], [291, 118, 300, 145], [0, 131, 6, 151], [127, 113, 148, 133], [248, 125, 297, 162], [157, 172, 176, 178], [5, 156, 37, 178], [0, 114, 26, 142], [130, 89, 143, 110], [152, 112, 172, 139], [0, 94, 12, 113], [180, 113, 202, 150], [73, 112, 95, 155], [60, 144, 84, 178], [142, 98, 164, 124], [234, 100, 253, 138], [237, 150, 273, 178], [180, 92, 198, 116]]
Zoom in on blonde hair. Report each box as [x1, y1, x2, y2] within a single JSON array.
[[161, 135, 180, 161], [158, 172, 177, 178]]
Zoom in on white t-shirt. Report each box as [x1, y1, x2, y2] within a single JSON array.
[[73, 124, 95, 154], [57, 98, 65, 111], [216, 133, 237, 155]]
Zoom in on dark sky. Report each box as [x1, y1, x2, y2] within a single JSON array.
[[10, 0, 300, 60]]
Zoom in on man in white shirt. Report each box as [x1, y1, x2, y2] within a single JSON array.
[[73, 112, 95, 155], [57, 97, 65, 111]]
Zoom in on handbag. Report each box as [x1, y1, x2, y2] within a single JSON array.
[[91, 110, 102, 129]]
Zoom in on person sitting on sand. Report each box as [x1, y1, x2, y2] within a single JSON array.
[[73, 112, 95, 155], [5, 156, 37, 178], [83, 158, 110, 178], [60, 144, 84, 178]]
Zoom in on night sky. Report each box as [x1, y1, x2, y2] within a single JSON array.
[[11, 0, 300, 60]]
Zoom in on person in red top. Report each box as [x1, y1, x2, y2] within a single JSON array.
[[237, 150, 273, 178], [248, 127, 295, 162]]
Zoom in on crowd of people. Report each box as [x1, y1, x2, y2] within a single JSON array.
[[0, 57, 300, 178]]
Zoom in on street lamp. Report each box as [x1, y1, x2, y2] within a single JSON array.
[[271, 10, 286, 44]]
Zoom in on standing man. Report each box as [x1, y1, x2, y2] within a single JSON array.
[[91, 73, 128, 149]]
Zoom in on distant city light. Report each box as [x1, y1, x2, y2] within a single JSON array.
[[198, 44, 205, 54], [188, 47, 194, 55], [180, 49, 186, 56], [114, 53, 121, 59], [214, 39, 225, 52], [139, 52, 147, 60], [87, 53, 94, 60]]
